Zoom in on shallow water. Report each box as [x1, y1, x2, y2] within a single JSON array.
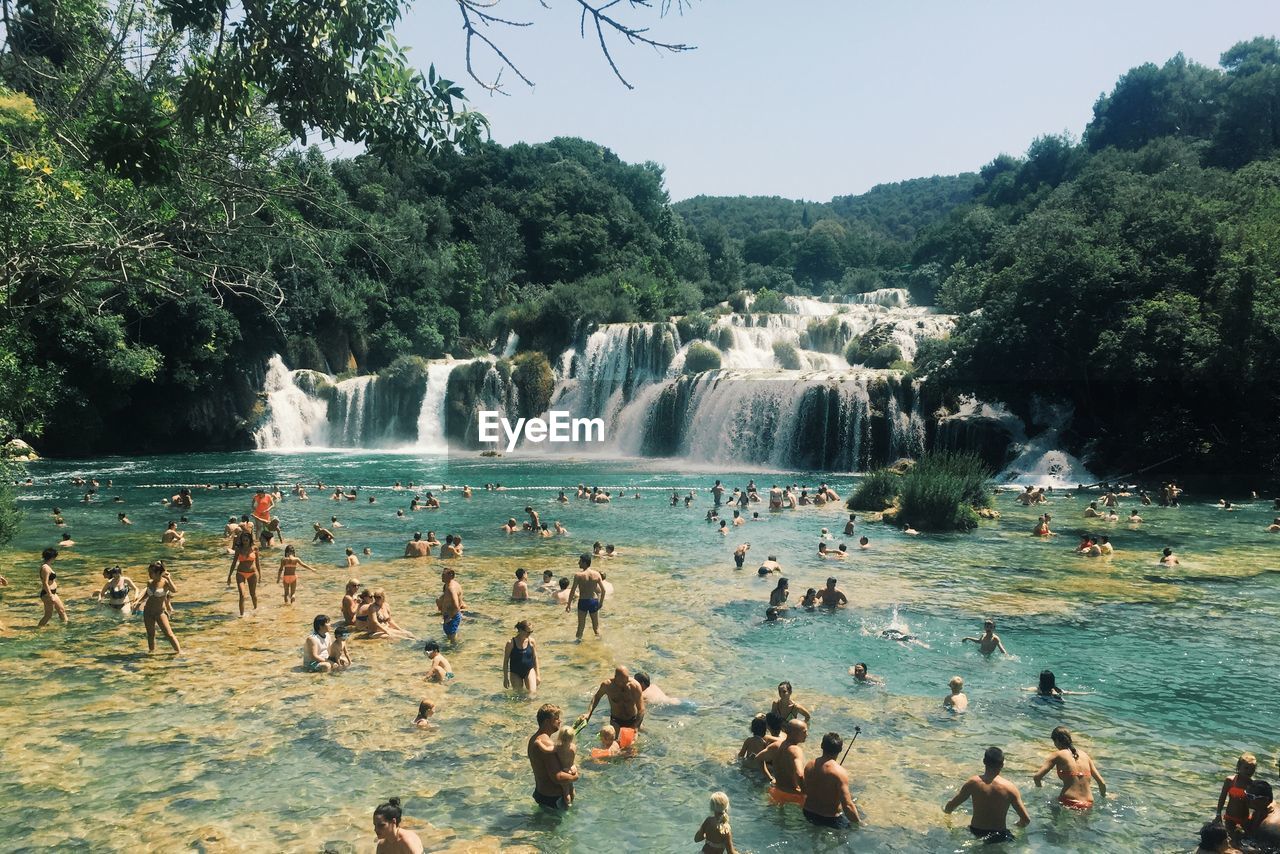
[[1, 452, 1278, 852]]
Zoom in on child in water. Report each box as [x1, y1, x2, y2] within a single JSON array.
[[597, 725, 622, 757], [943, 675, 968, 712], [331, 626, 352, 669], [555, 726, 579, 804], [694, 792, 736, 854], [413, 699, 436, 729], [800, 588, 819, 609], [423, 640, 453, 682]]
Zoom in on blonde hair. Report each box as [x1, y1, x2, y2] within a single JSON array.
[[709, 792, 730, 835], [556, 725, 576, 747], [949, 675, 964, 690], [1240, 752, 1258, 770], [600, 725, 617, 742]]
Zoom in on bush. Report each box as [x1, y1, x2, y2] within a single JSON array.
[[772, 340, 803, 370], [804, 316, 850, 354], [845, 340, 903, 368], [848, 469, 899, 511], [683, 342, 723, 374], [714, 326, 735, 351], [751, 287, 790, 314], [897, 451, 992, 531], [675, 311, 713, 343], [0, 467, 21, 548], [512, 351, 555, 417]]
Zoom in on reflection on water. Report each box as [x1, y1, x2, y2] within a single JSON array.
[[1, 452, 1277, 852]]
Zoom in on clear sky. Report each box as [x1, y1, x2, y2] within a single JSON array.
[[383, 1, 1277, 202]]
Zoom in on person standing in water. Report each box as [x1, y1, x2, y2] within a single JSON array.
[[771, 681, 812, 723], [961, 620, 1008, 655], [137, 560, 181, 653], [372, 797, 423, 854], [943, 746, 1031, 844], [757, 720, 808, 804], [694, 791, 736, 853], [96, 566, 139, 615], [226, 521, 260, 616], [802, 732, 863, 828], [437, 568, 464, 643], [37, 547, 68, 627], [528, 704, 577, 810], [276, 544, 316, 605], [944, 676, 968, 712], [566, 553, 605, 640], [1032, 726, 1107, 809], [503, 619, 541, 693], [579, 666, 645, 744]]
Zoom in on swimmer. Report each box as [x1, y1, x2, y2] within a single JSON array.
[[634, 672, 678, 706], [344, 548, 359, 568], [817, 576, 848, 608], [566, 554, 605, 640], [943, 746, 1031, 844], [1129, 509, 1143, 524], [858, 536, 870, 549], [554, 726, 579, 805], [1023, 670, 1090, 699], [512, 568, 529, 600], [757, 555, 781, 576], [843, 513, 856, 536], [1160, 547, 1179, 565], [1194, 821, 1237, 853], [37, 547, 68, 627], [1247, 780, 1280, 847], [96, 565, 139, 615], [138, 560, 180, 653], [962, 619, 1008, 655], [1268, 518, 1280, 533], [756, 719, 807, 800], [597, 725, 622, 757], [312, 522, 335, 544], [118, 512, 132, 525], [769, 577, 789, 609], [902, 524, 920, 536], [738, 714, 769, 767], [413, 699, 436, 729], [340, 579, 361, 625], [554, 577, 571, 606], [330, 515, 343, 529], [802, 732, 862, 828], [694, 792, 737, 853], [368, 590, 414, 640], [503, 620, 539, 692], [436, 568, 464, 643], [764, 606, 781, 623], [1098, 535, 1113, 556], [1215, 752, 1257, 830], [332, 626, 352, 668], [372, 797, 423, 854], [227, 521, 260, 616], [772, 681, 812, 723], [554, 520, 568, 535], [538, 569, 556, 594], [403, 532, 430, 557], [1032, 726, 1106, 809], [423, 639, 453, 682], [733, 542, 750, 569], [800, 588, 818, 609], [848, 662, 884, 685], [578, 666, 645, 739], [944, 676, 968, 712], [276, 544, 316, 605]]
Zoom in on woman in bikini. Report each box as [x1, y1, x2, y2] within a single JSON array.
[[227, 523, 260, 616], [503, 619, 541, 693], [137, 560, 181, 653], [276, 544, 316, 605], [366, 589, 413, 639], [770, 681, 812, 723], [96, 566, 139, 616], [1032, 726, 1106, 809], [1215, 752, 1257, 833], [352, 589, 376, 632], [37, 547, 68, 627]]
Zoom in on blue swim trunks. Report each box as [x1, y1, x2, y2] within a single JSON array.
[[577, 597, 601, 614], [443, 612, 461, 635]]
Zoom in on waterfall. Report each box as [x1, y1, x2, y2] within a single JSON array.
[[414, 361, 463, 452], [550, 322, 678, 423], [253, 355, 330, 449], [330, 375, 377, 446]]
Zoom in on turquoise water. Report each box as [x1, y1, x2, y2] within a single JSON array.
[[1, 451, 1277, 852]]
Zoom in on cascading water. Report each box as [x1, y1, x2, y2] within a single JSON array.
[[330, 375, 377, 446], [414, 361, 463, 453], [253, 356, 330, 449]]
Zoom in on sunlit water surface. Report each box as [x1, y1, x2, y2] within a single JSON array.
[[1, 452, 1277, 852]]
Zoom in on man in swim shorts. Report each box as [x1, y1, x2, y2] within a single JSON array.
[[817, 577, 848, 607], [566, 553, 605, 640], [802, 732, 862, 827], [437, 568, 464, 643], [757, 720, 807, 804], [528, 704, 577, 810], [734, 542, 750, 569], [579, 666, 645, 742], [943, 746, 1030, 844]]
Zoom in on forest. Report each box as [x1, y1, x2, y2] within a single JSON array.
[[2, 0, 1280, 478]]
